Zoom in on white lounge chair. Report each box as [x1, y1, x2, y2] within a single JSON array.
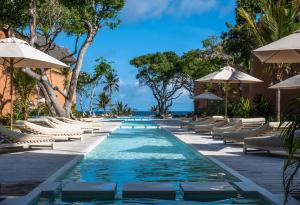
[[0, 126, 54, 150], [15, 120, 83, 141], [243, 128, 300, 154], [222, 122, 284, 144]]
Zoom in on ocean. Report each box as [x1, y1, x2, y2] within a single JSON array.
[[94, 111, 192, 117]]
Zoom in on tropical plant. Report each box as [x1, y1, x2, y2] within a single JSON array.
[[77, 58, 113, 116], [180, 36, 231, 97], [130, 51, 184, 116], [112, 101, 133, 116], [253, 94, 272, 120], [103, 70, 119, 113], [281, 93, 300, 203], [13, 69, 37, 120], [97, 92, 110, 113], [238, 0, 300, 81], [1, 0, 125, 117], [230, 97, 252, 118]]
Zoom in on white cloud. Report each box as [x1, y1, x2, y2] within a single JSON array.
[[121, 0, 170, 22], [121, 0, 228, 22]]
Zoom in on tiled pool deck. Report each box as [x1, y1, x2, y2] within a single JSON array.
[[0, 119, 299, 204]]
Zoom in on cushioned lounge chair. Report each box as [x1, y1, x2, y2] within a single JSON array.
[[0, 126, 54, 150], [187, 116, 225, 130], [194, 119, 228, 133], [15, 120, 83, 141], [211, 120, 242, 139], [211, 118, 265, 139], [243, 129, 300, 154], [222, 122, 284, 145], [180, 117, 210, 129]]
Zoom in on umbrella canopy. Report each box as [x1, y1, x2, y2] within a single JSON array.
[[0, 37, 68, 129], [196, 66, 263, 84], [194, 92, 223, 101], [196, 66, 263, 117], [269, 74, 300, 90], [253, 30, 300, 64], [0, 37, 68, 68]]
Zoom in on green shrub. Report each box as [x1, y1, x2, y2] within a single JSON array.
[[253, 94, 272, 120]]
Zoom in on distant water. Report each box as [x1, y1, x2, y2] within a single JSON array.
[[95, 111, 192, 116]]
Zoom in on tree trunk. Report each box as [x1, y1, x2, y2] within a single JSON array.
[[64, 29, 95, 117]]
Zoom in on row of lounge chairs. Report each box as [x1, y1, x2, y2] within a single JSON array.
[[181, 116, 300, 155], [0, 117, 102, 152]]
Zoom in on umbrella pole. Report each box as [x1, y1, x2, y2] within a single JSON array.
[[225, 83, 228, 118], [10, 59, 14, 130], [277, 89, 281, 121]]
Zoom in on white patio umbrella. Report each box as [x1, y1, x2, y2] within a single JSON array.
[[194, 91, 223, 112], [0, 37, 68, 129], [253, 30, 300, 64], [268, 74, 300, 121], [253, 30, 300, 121], [196, 66, 263, 117]]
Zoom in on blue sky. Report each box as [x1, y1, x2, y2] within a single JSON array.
[[58, 0, 236, 111]]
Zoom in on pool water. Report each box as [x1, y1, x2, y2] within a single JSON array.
[[64, 128, 235, 185], [38, 120, 271, 204]]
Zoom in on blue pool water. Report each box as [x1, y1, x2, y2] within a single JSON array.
[[64, 128, 235, 185], [38, 120, 270, 204]]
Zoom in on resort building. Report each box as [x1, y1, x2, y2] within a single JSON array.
[[194, 56, 300, 117], [0, 29, 75, 116]]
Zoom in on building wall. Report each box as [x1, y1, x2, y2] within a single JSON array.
[[0, 31, 73, 116], [249, 56, 300, 117]]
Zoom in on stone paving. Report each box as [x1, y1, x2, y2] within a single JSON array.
[[0, 121, 121, 196]]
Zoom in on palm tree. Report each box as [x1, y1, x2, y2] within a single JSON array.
[[103, 71, 119, 112], [97, 92, 110, 113], [238, 0, 300, 47], [238, 0, 300, 81]]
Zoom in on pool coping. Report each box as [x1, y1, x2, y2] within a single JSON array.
[[0, 122, 295, 205], [163, 127, 299, 205], [0, 129, 112, 205]]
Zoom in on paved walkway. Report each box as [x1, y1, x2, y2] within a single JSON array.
[[0, 121, 121, 196], [157, 120, 299, 195]]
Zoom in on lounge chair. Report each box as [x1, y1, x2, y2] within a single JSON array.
[[56, 117, 102, 129], [211, 118, 265, 139], [0, 125, 54, 150], [194, 119, 228, 133], [47, 117, 97, 133], [186, 116, 225, 130], [222, 122, 284, 145], [180, 117, 210, 129], [243, 129, 300, 154], [211, 120, 242, 139], [15, 120, 83, 141]]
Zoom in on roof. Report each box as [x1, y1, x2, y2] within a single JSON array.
[[35, 36, 76, 64]]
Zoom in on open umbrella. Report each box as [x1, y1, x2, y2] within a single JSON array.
[[0, 37, 68, 129], [268, 74, 300, 121], [196, 66, 263, 117], [253, 30, 300, 64], [253, 30, 300, 121], [194, 91, 223, 113]]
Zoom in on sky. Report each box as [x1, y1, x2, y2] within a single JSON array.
[[57, 0, 236, 112]]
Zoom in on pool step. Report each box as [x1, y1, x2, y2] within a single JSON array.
[[123, 182, 176, 200], [180, 182, 238, 201], [40, 182, 61, 198], [62, 182, 116, 201]]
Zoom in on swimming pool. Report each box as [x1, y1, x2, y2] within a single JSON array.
[[38, 120, 273, 204]]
